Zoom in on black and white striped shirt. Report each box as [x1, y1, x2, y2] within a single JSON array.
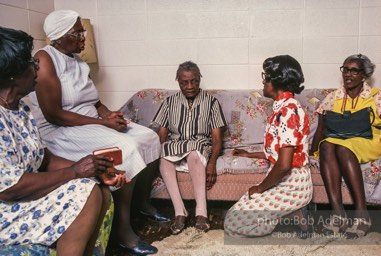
[[153, 90, 226, 160]]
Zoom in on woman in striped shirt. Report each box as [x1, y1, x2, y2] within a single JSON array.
[[153, 61, 227, 235]]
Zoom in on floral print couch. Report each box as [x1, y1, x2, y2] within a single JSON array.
[[120, 89, 381, 205]]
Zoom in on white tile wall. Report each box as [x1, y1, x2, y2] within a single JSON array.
[[200, 65, 249, 89], [98, 0, 145, 15], [148, 12, 199, 39], [249, 38, 303, 64], [305, 0, 360, 9], [54, 0, 97, 17], [29, 11, 47, 40], [147, 40, 198, 65], [97, 15, 146, 41], [97, 41, 147, 66], [360, 7, 381, 36], [0, 0, 53, 50], [197, 39, 249, 64], [198, 12, 249, 38], [359, 36, 381, 63], [28, 0, 54, 13], [303, 37, 358, 63], [250, 10, 303, 37], [146, 66, 179, 89], [0, 0, 27, 9], [3, 0, 379, 109], [304, 8, 359, 36], [361, 0, 381, 7], [249, 0, 304, 10]]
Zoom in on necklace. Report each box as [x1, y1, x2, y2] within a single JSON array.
[[341, 89, 362, 112], [0, 95, 10, 109]]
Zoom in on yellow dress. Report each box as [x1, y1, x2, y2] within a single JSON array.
[[315, 86, 381, 163]]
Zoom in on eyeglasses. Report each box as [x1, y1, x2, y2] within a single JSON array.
[[28, 57, 39, 71], [340, 66, 363, 75], [261, 72, 271, 81], [65, 29, 87, 41]]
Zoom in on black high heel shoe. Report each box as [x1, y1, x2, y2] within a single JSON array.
[[296, 205, 314, 239], [140, 210, 172, 223], [118, 240, 158, 255]]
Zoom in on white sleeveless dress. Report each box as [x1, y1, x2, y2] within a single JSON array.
[[28, 45, 160, 179]]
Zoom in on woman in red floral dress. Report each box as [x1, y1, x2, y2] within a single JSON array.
[[224, 55, 313, 238]]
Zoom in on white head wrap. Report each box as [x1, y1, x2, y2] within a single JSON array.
[[44, 10, 79, 41]]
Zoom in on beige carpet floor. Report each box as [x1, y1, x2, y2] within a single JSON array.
[[152, 227, 381, 256]]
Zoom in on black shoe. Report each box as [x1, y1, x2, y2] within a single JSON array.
[[140, 210, 172, 222], [296, 205, 314, 239], [119, 240, 158, 255]]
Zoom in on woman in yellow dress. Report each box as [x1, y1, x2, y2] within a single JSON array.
[[310, 54, 381, 239]]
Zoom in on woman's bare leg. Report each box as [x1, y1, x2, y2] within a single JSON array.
[[319, 142, 346, 216], [111, 178, 139, 247], [134, 159, 160, 214], [83, 185, 111, 256], [56, 185, 103, 256], [336, 145, 368, 217]]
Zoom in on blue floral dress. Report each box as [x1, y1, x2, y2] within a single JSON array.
[[0, 101, 96, 246]]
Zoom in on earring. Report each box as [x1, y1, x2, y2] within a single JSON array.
[[362, 78, 366, 82]]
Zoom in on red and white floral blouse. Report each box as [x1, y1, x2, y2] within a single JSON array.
[[263, 91, 310, 168]]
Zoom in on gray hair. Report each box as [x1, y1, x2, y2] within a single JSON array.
[[344, 54, 375, 78], [175, 61, 202, 81]]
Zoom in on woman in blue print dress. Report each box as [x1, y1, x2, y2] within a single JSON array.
[[0, 27, 127, 255]]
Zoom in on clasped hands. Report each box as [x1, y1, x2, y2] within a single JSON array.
[[71, 154, 129, 188], [103, 111, 130, 132]]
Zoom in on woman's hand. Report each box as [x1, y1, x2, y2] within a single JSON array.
[[248, 185, 262, 197], [206, 161, 217, 190], [97, 168, 130, 188], [102, 112, 129, 132], [106, 111, 125, 120], [71, 155, 114, 178], [232, 149, 250, 157]]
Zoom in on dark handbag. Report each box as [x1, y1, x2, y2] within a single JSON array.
[[323, 107, 375, 139]]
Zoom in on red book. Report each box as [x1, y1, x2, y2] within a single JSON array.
[[93, 147, 122, 166]]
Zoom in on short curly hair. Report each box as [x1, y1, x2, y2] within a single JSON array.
[[343, 54, 375, 78], [175, 61, 202, 81], [262, 55, 305, 94], [0, 27, 33, 84]]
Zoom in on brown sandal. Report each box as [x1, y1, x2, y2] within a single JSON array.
[[195, 215, 210, 232], [344, 218, 371, 239], [170, 215, 188, 235], [322, 214, 348, 235]]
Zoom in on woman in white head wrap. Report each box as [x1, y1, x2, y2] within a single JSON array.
[[44, 10, 79, 41], [28, 10, 161, 255]]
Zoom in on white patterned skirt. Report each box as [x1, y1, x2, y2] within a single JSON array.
[[40, 122, 161, 179], [0, 179, 96, 246], [224, 166, 313, 237]]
